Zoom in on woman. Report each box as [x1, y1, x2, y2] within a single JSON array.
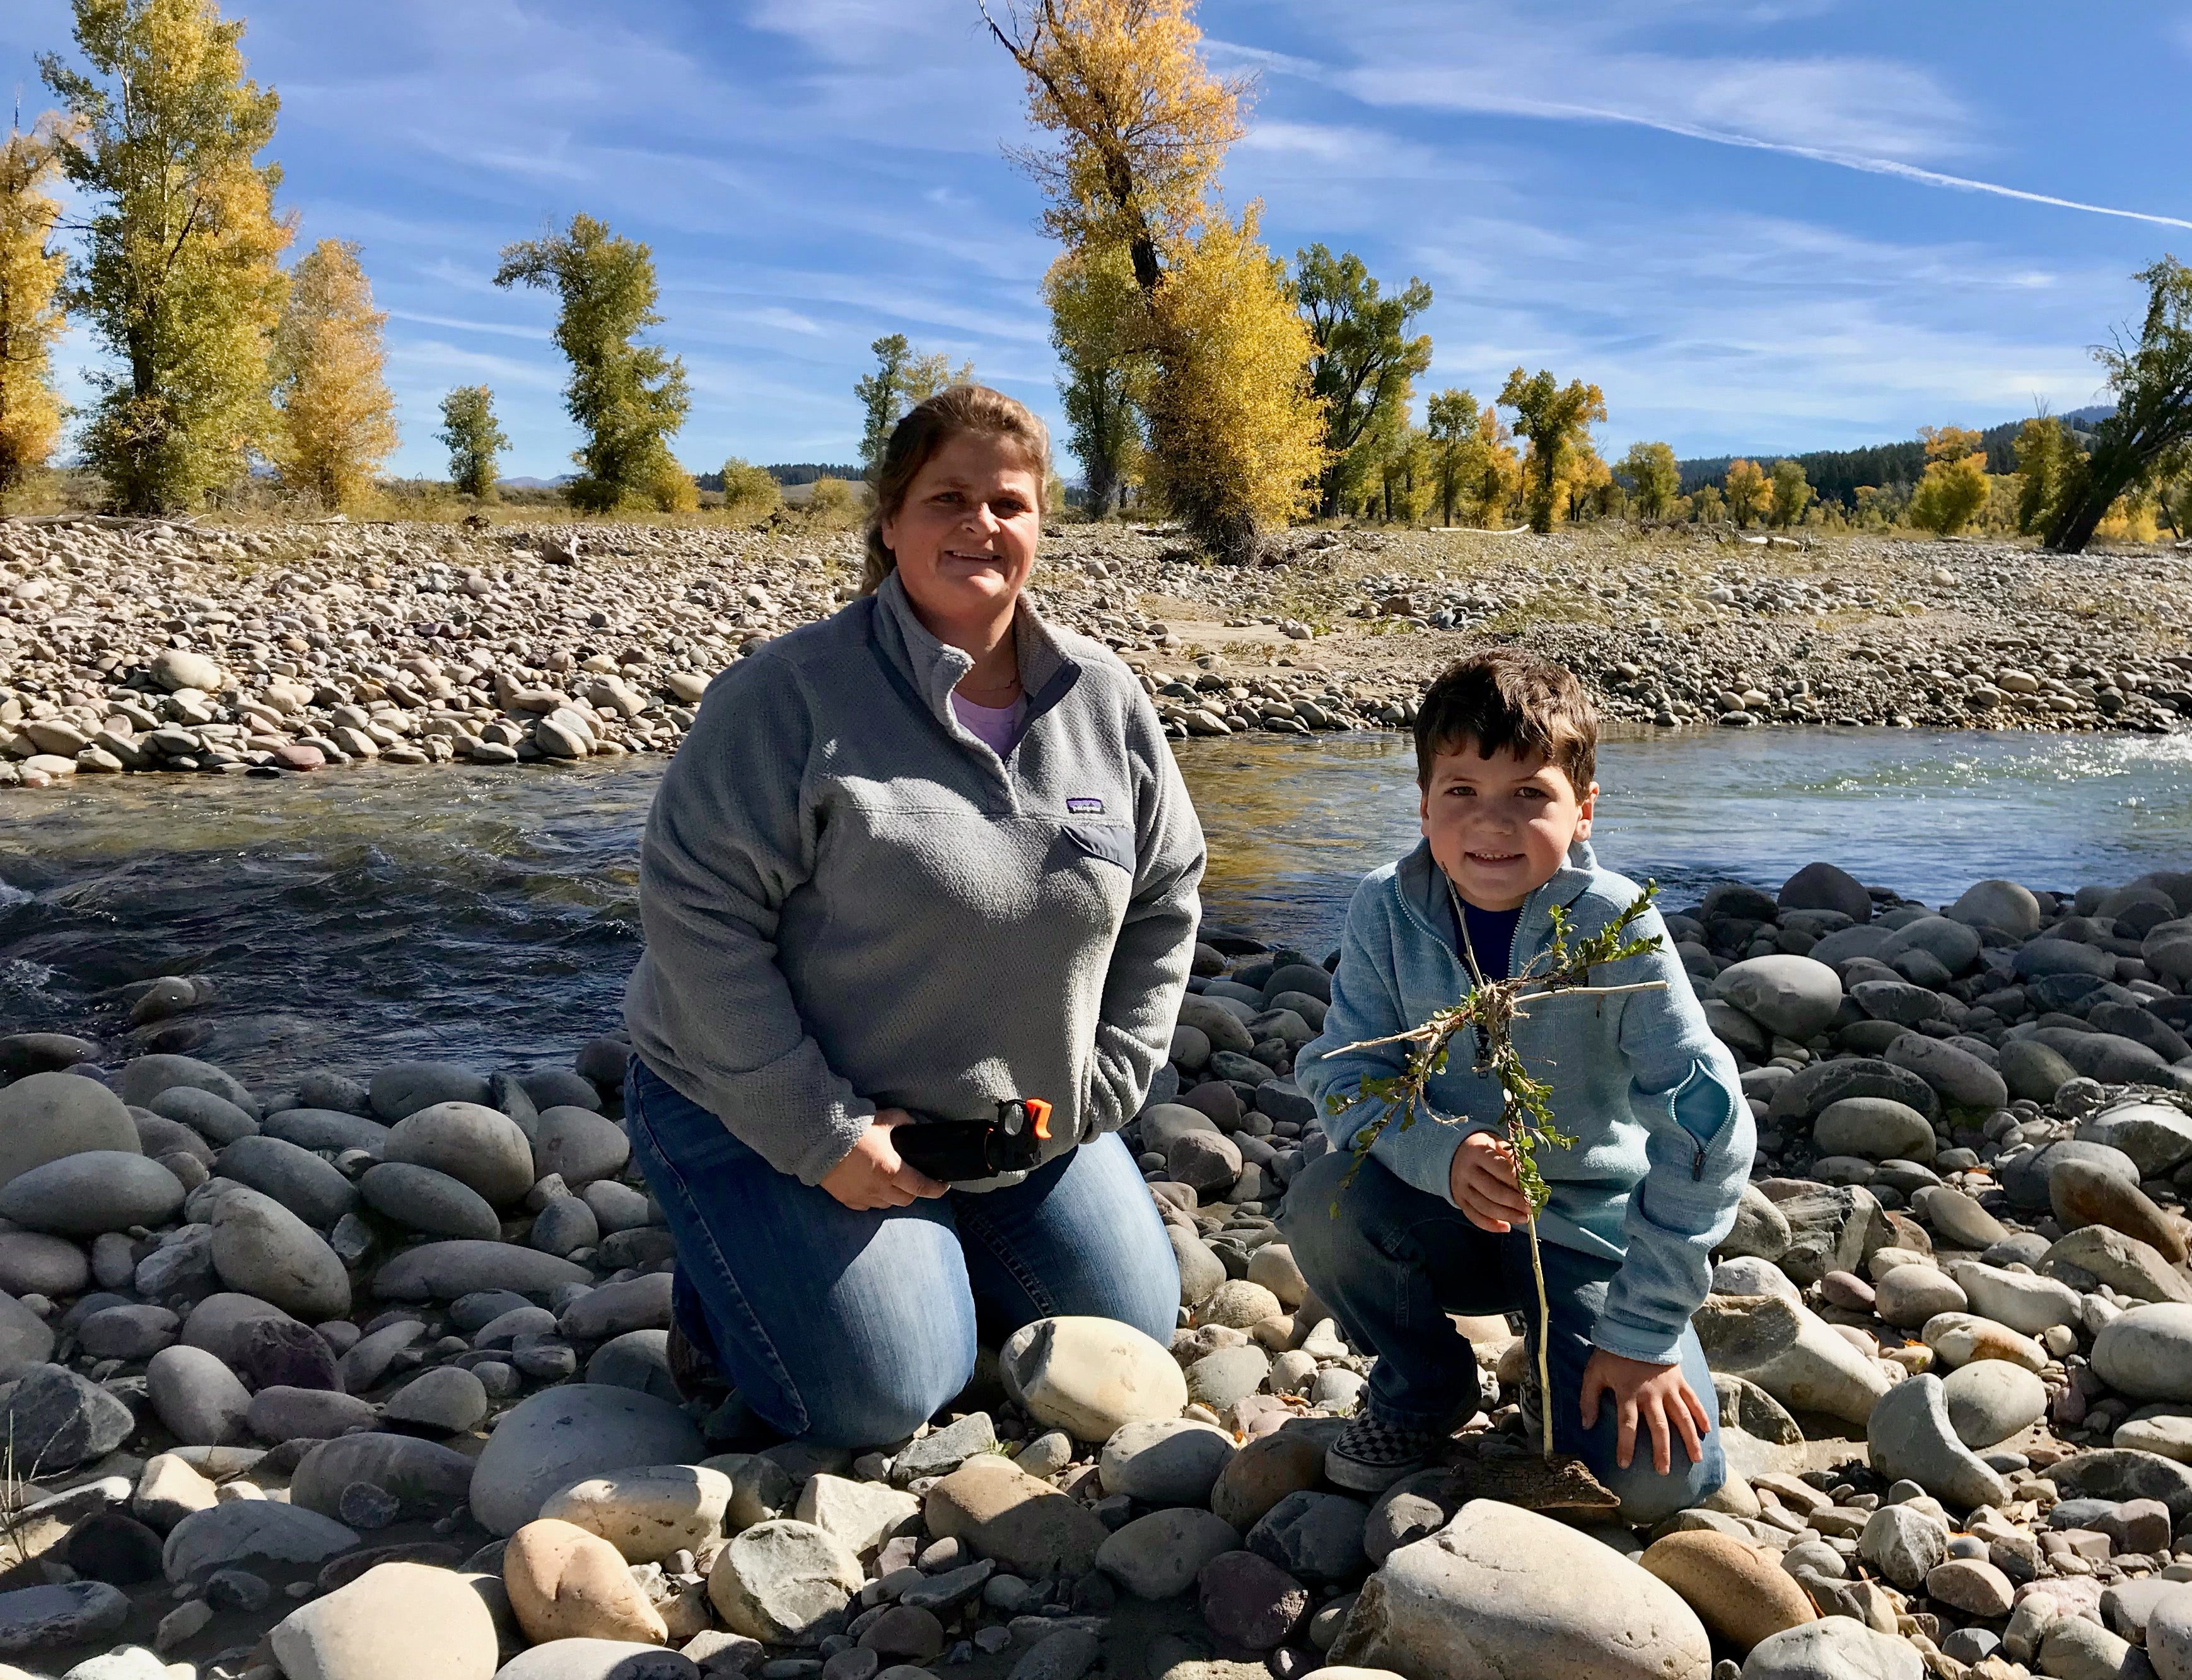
[[622, 385, 1203, 1447]]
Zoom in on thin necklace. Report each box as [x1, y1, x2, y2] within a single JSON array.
[[1445, 873, 1489, 989], [958, 672, 1022, 704]]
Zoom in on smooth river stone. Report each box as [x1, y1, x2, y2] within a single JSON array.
[[0, 1150, 184, 1235], [373, 1240, 592, 1302], [0, 1073, 141, 1191], [1814, 1099, 1935, 1165], [270, 1558, 501, 1680], [216, 1135, 358, 1230], [469, 1384, 706, 1536], [0, 1293, 54, 1382], [1867, 1374, 2010, 1510], [385, 1103, 537, 1206], [358, 1162, 503, 1240], [117, 1053, 256, 1118], [2095, 1305, 2192, 1403], [289, 1432, 477, 1522], [161, 1500, 359, 1584], [999, 1317, 1189, 1440], [209, 1186, 352, 1320], [368, 1061, 492, 1122], [1329, 1498, 1710, 1680], [145, 1346, 252, 1445], [530, 1106, 631, 1187], [0, 1233, 89, 1300], [150, 1085, 260, 1145], [262, 1109, 393, 1157], [1942, 1360, 2048, 1449]]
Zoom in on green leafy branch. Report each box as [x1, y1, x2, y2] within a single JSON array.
[[1313, 881, 1667, 1457]]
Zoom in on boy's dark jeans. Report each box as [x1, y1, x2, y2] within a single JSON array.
[[1282, 1145, 1725, 1522]]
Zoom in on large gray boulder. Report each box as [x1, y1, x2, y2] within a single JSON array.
[[0, 1151, 185, 1235], [468, 1384, 705, 1536], [0, 1073, 141, 1192], [384, 1102, 536, 1206], [1329, 1499, 1710, 1680], [208, 1186, 351, 1319], [1718, 957, 1841, 1041], [2095, 1305, 2192, 1403], [1742, 1619, 1921, 1679]]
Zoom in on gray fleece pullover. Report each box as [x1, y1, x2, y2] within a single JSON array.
[[622, 569, 1207, 1187]]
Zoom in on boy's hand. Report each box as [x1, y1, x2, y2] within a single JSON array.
[[1449, 1131, 1533, 1233], [1580, 1349, 1711, 1475]]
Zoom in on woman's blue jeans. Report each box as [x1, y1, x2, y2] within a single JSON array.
[[624, 1058, 1181, 1448], [1281, 1145, 1724, 1523]]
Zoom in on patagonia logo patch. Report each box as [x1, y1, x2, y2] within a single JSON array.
[[1066, 796, 1105, 815]]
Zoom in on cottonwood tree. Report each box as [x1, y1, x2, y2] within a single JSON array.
[[1297, 245, 1431, 518], [494, 214, 689, 513], [2014, 416, 2072, 535], [1426, 388, 1484, 527], [856, 334, 911, 472], [1498, 368, 1604, 534], [268, 238, 396, 510], [438, 385, 507, 499], [42, 0, 293, 513], [1908, 426, 1988, 535], [856, 334, 976, 474], [0, 114, 71, 508], [1136, 202, 1325, 556], [987, 0, 1324, 561], [718, 458, 781, 523], [1619, 441, 1680, 521], [1768, 457, 1814, 528], [1047, 243, 1146, 516], [2046, 257, 2192, 554], [1720, 458, 1768, 527]]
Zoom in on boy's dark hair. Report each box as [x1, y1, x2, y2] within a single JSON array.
[[1414, 648, 1599, 791]]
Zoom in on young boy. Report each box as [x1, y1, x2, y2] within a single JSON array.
[[1281, 648, 1752, 1520]]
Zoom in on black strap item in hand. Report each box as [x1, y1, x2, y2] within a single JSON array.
[[893, 1097, 1053, 1182]]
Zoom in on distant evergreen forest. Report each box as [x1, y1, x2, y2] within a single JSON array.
[[691, 463, 863, 491], [1676, 406, 2115, 506]]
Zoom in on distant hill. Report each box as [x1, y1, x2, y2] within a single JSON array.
[[501, 475, 574, 490], [1675, 405, 2114, 505]]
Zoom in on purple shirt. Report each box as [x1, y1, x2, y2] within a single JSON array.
[[951, 690, 1027, 756]]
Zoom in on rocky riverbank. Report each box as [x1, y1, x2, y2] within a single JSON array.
[[6, 516, 2191, 790], [3, 860, 2192, 1676]]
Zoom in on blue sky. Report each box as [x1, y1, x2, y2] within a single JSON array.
[[5, 1, 2189, 479]]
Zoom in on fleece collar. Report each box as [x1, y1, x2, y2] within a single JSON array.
[[1395, 835, 1604, 967], [872, 568, 1075, 735]]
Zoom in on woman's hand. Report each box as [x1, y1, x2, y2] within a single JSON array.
[[820, 1111, 948, 1211], [1449, 1131, 1534, 1233]]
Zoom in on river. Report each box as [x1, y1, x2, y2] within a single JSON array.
[[3, 728, 2189, 1080]]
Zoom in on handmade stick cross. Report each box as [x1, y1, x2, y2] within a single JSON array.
[[1315, 880, 1667, 1459]]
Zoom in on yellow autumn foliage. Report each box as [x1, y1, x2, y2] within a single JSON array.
[[47, 0, 294, 511], [269, 238, 397, 510], [1140, 202, 1325, 554], [0, 115, 70, 506]]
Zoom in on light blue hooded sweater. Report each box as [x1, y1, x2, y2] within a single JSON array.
[[1295, 836, 1753, 1365]]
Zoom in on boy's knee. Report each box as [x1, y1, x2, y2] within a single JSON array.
[[1278, 1146, 1355, 1257], [1599, 1433, 1725, 1525]]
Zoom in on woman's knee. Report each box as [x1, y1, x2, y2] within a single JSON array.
[[791, 1313, 979, 1448]]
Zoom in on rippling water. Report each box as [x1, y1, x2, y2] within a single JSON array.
[[3, 728, 2189, 1080]]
